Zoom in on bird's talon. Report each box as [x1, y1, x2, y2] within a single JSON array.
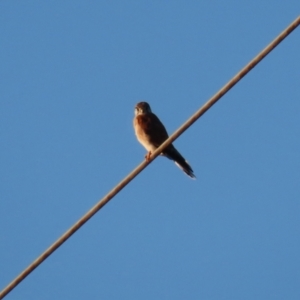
[[145, 151, 152, 162]]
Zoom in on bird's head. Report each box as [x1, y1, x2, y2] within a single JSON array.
[[135, 102, 152, 116]]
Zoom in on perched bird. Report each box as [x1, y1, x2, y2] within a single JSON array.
[[133, 101, 196, 179]]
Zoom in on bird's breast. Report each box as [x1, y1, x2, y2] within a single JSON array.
[[134, 116, 157, 152]]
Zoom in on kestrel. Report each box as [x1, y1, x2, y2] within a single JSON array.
[[133, 101, 196, 179]]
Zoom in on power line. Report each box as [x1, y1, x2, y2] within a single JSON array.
[[1, 15, 299, 300]]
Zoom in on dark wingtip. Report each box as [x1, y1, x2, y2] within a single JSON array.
[[174, 161, 196, 180], [187, 172, 196, 179], [185, 169, 196, 179]]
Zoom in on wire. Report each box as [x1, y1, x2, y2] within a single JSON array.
[[1, 15, 299, 300]]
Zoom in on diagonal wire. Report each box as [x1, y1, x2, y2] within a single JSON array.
[[1, 15, 299, 300]]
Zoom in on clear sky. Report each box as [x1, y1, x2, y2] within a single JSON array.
[[1, 1, 299, 299]]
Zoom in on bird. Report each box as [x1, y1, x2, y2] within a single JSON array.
[[133, 101, 196, 179]]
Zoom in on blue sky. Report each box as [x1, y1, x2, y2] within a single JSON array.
[[0, 1, 299, 299]]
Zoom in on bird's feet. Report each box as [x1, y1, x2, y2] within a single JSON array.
[[145, 151, 152, 162]]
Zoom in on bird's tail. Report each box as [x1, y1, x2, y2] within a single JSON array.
[[174, 160, 196, 179], [163, 146, 196, 179]]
